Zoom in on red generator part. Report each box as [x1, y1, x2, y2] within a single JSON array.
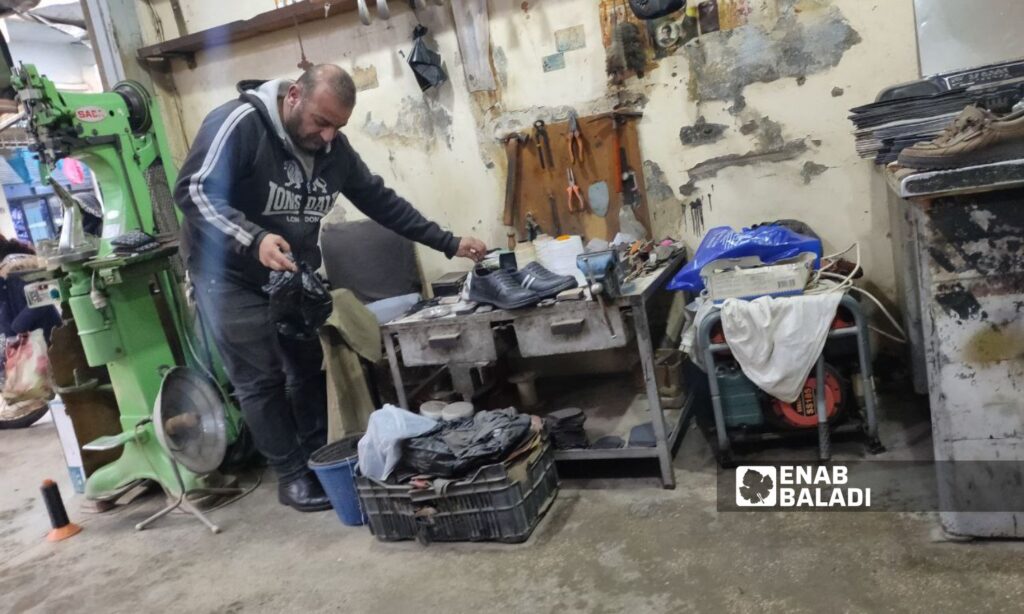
[[770, 367, 844, 429]]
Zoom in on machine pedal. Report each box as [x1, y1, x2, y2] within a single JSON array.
[[83, 432, 135, 452]]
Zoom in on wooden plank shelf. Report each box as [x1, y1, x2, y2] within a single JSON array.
[[136, 0, 359, 67]]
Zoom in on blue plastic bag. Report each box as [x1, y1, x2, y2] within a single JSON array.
[[667, 225, 822, 292]]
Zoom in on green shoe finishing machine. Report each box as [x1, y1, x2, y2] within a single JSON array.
[[11, 64, 246, 510]]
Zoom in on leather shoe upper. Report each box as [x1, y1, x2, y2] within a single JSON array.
[[512, 262, 578, 299], [468, 267, 540, 310]]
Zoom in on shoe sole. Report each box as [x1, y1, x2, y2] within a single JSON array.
[[531, 278, 579, 300], [469, 290, 540, 311], [281, 499, 334, 512], [899, 140, 1024, 170]]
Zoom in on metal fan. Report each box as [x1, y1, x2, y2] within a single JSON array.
[[136, 367, 243, 534]]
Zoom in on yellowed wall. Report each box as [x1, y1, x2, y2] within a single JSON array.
[[138, 0, 918, 295]]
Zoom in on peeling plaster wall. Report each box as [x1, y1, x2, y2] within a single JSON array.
[[137, 0, 917, 295]]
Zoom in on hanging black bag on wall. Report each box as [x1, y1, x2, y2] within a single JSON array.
[[628, 0, 685, 20]]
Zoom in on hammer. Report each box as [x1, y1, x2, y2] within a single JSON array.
[[502, 132, 527, 228]]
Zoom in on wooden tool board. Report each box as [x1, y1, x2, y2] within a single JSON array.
[[509, 113, 652, 242]]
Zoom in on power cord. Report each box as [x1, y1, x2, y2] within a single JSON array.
[[803, 242, 908, 344]]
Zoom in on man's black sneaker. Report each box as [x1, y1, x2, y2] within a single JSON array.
[[468, 267, 541, 310], [512, 262, 579, 299]]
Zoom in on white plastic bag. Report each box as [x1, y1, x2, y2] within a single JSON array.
[[3, 329, 53, 403], [357, 405, 439, 481]]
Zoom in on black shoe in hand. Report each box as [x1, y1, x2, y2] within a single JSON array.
[[512, 262, 578, 299], [278, 471, 333, 512], [468, 266, 541, 310]]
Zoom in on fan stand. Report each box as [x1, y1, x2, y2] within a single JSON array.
[[135, 459, 243, 534]]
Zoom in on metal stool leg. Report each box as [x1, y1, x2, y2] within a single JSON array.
[[842, 295, 885, 454], [815, 356, 831, 461]]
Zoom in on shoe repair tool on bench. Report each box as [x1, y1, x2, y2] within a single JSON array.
[[533, 120, 552, 169], [566, 110, 584, 164], [576, 250, 625, 338], [502, 132, 527, 228], [566, 168, 585, 213]]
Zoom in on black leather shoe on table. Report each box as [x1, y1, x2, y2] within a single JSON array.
[[512, 262, 579, 299], [278, 471, 333, 512], [468, 267, 541, 310]]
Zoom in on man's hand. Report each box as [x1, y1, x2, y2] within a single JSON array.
[[456, 237, 487, 263], [258, 234, 298, 272]]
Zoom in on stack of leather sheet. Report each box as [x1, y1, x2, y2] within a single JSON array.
[[849, 58, 1024, 165], [849, 90, 974, 165]]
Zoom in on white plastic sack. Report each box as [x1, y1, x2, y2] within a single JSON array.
[[720, 293, 842, 403], [680, 296, 718, 371], [3, 329, 53, 403], [357, 405, 439, 481]]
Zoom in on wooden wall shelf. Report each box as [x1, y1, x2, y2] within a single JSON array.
[[137, 1, 359, 68]]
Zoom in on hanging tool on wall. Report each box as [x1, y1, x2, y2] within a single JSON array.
[[546, 192, 562, 235], [532, 120, 552, 170], [357, 0, 371, 25], [589, 181, 610, 217], [567, 110, 584, 164], [501, 132, 526, 228], [566, 168, 585, 213], [620, 147, 639, 208], [291, 16, 314, 71], [525, 212, 542, 240]]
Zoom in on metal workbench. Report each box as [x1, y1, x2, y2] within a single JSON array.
[[887, 159, 1024, 538], [381, 253, 690, 488]]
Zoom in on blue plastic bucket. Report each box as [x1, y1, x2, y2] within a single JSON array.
[[309, 434, 366, 526]]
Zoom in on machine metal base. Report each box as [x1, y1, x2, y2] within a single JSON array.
[[84, 427, 205, 500]]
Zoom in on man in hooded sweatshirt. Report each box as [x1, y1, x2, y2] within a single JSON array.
[[174, 64, 486, 512]]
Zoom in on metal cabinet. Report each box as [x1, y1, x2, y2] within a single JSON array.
[[889, 164, 1024, 538]]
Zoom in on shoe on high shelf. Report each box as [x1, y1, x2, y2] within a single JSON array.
[[468, 267, 541, 310], [897, 105, 1024, 170], [511, 262, 578, 299]]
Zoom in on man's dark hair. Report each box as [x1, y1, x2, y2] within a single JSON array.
[[296, 64, 356, 108]]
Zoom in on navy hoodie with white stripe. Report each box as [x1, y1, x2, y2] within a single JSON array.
[[174, 79, 460, 289]]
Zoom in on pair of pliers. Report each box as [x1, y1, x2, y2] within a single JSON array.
[[566, 168, 585, 213], [533, 120, 552, 169], [566, 111, 584, 164]]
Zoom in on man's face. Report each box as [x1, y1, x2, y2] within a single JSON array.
[[282, 83, 353, 153]]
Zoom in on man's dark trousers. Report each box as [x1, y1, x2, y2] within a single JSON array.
[[192, 271, 327, 481]]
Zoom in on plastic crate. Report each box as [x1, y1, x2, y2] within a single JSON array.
[[356, 442, 559, 544]]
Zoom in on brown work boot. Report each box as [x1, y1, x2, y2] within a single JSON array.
[[898, 105, 1024, 170]]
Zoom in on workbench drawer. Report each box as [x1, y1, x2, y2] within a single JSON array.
[[513, 303, 630, 357], [396, 321, 497, 366]]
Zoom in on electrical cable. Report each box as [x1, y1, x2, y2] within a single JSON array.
[[200, 468, 265, 513], [802, 242, 908, 343]]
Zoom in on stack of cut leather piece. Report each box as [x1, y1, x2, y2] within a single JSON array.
[[544, 407, 588, 450]]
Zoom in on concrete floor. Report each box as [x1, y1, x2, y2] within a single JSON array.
[[3, 395, 1024, 614]]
